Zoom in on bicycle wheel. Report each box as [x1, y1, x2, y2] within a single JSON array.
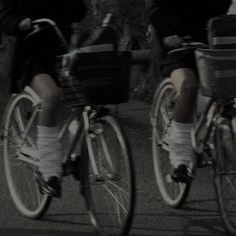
[[151, 78, 190, 208], [3, 92, 51, 219], [82, 114, 135, 236], [214, 118, 236, 235]]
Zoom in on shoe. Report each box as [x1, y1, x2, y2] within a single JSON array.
[[36, 173, 62, 198], [171, 164, 194, 184]]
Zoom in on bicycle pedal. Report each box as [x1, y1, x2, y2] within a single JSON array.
[[88, 133, 96, 139], [166, 174, 173, 183], [94, 176, 105, 182], [93, 128, 103, 134]]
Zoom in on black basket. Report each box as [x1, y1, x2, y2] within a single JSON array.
[[195, 48, 236, 99], [57, 51, 131, 106]]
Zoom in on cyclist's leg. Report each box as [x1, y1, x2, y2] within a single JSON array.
[[169, 67, 198, 183], [172, 68, 198, 122], [31, 73, 63, 197]]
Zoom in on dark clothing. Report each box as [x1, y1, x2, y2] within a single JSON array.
[[162, 49, 197, 75], [148, 0, 232, 75], [0, 0, 87, 37], [0, 0, 87, 91], [148, 0, 231, 45]]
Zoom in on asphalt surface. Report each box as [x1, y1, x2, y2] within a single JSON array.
[[0, 97, 230, 236]]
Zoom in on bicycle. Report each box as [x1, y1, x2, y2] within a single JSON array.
[[2, 18, 135, 236], [150, 41, 236, 235]]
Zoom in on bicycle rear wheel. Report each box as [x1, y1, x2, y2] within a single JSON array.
[[3, 92, 51, 219], [214, 118, 236, 235], [151, 78, 190, 208], [82, 114, 135, 236]]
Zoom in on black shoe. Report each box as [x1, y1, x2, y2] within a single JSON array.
[[36, 173, 62, 198], [171, 164, 194, 184]]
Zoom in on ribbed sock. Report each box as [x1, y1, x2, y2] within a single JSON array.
[[37, 126, 63, 181], [169, 121, 196, 169]]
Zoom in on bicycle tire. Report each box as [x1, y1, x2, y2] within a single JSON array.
[[151, 78, 190, 208], [213, 119, 236, 235], [81, 114, 135, 236], [3, 92, 51, 219]]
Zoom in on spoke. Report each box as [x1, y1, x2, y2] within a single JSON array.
[[225, 176, 236, 195], [14, 106, 25, 133], [87, 136, 100, 176], [104, 184, 128, 215], [18, 153, 38, 166], [115, 175, 129, 187], [9, 125, 22, 146], [106, 194, 122, 236], [10, 107, 38, 149], [160, 103, 169, 124], [116, 192, 122, 225], [106, 178, 129, 200], [28, 180, 36, 209], [98, 133, 115, 172], [21, 108, 39, 142], [26, 136, 36, 148]]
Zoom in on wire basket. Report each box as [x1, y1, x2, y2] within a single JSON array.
[[57, 51, 131, 107], [195, 48, 236, 99]]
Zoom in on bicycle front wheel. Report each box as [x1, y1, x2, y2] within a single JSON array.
[[3, 92, 51, 219], [214, 119, 236, 235], [82, 114, 135, 236], [151, 78, 190, 208]]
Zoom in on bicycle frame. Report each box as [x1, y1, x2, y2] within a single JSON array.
[[11, 86, 105, 179], [58, 105, 105, 177], [191, 98, 217, 154]]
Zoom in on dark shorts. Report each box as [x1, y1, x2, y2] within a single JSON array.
[[17, 27, 65, 90], [160, 48, 197, 76], [23, 51, 57, 84]]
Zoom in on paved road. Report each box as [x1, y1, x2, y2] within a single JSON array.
[[0, 98, 229, 236]]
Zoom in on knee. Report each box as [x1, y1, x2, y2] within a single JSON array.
[[41, 88, 63, 107], [31, 73, 63, 107], [43, 90, 62, 105], [180, 76, 198, 98]]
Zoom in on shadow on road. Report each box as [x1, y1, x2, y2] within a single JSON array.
[[0, 228, 96, 236], [130, 207, 226, 236], [42, 212, 91, 227], [182, 217, 226, 236]]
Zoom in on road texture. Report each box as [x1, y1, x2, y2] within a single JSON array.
[[0, 98, 229, 236]]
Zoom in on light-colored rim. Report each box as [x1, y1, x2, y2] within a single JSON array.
[[86, 115, 134, 235], [3, 93, 49, 218], [151, 79, 187, 207]]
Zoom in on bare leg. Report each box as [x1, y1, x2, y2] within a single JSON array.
[[30, 73, 63, 127], [169, 68, 198, 179], [31, 74, 63, 186], [171, 68, 198, 122]]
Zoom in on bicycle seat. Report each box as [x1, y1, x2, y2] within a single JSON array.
[[161, 41, 208, 65], [160, 47, 193, 65]]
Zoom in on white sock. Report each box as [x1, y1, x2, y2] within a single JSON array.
[[37, 126, 63, 181], [169, 121, 196, 169]]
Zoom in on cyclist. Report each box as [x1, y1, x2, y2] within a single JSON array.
[[147, 0, 232, 183], [0, 0, 87, 197]]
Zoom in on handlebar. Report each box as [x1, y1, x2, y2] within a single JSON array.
[[32, 18, 57, 26], [25, 18, 69, 51]]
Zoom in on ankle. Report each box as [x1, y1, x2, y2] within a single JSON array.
[[169, 121, 195, 168]]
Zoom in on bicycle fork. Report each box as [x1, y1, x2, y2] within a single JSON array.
[[83, 106, 115, 182], [83, 106, 100, 178], [191, 102, 218, 167]]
